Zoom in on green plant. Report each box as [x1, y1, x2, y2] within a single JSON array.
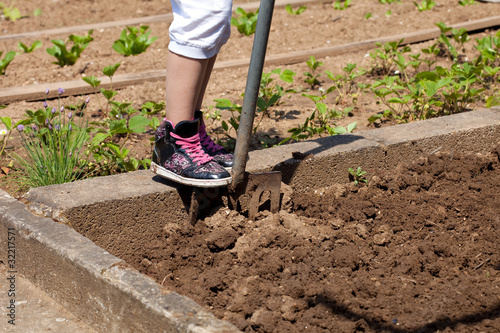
[[324, 63, 367, 104], [0, 116, 20, 162], [14, 89, 90, 187], [259, 68, 296, 111], [379, 0, 400, 3], [385, 10, 392, 17], [281, 101, 356, 144], [112, 26, 157, 56], [304, 56, 323, 89], [231, 7, 259, 36], [82, 63, 121, 116], [46, 30, 94, 67], [333, 0, 352, 10], [458, 0, 476, 5], [0, 1, 21, 21], [435, 22, 470, 61], [348, 167, 367, 185], [0, 51, 16, 75], [413, 0, 436, 11], [369, 39, 411, 76], [285, 4, 306, 15], [364, 13, 373, 19], [17, 40, 42, 53]]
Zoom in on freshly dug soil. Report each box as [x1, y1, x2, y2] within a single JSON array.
[[127, 146, 500, 333]]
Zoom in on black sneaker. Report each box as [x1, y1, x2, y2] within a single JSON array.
[[195, 110, 234, 170], [151, 119, 232, 187]]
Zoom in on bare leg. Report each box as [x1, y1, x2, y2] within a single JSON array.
[[165, 51, 211, 126], [195, 55, 217, 111]]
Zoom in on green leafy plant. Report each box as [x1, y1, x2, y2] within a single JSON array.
[[324, 63, 367, 104], [333, 0, 352, 10], [369, 39, 411, 76], [348, 167, 367, 185], [281, 101, 356, 144], [46, 30, 94, 67], [364, 13, 373, 19], [286, 4, 306, 15], [435, 22, 470, 61], [0, 51, 16, 75], [231, 7, 259, 36], [18, 40, 42, 53], [112, 26, 157, 56], [0, 116, 20, 162], [304, 56, 323, 89], [413, 0, 436, 11], [0, 1, 21, 21], [459, 0, 476, 5], [379, 0, 400, 3], [82, 63, 121, 116]]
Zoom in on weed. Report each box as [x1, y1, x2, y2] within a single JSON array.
[[0, 51, 16, 75], [348, 167, 367, 185], [18, 40, 42, 53], [286, 4, 306, 15], [231, 7, 259, 36], [113, 26, 157, 56], [46, 30, 94, 67]]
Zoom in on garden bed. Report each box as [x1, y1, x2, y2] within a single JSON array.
[[84, 143, 500, 333]]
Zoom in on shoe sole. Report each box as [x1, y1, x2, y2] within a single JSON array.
[[151, 162, 232, 188]]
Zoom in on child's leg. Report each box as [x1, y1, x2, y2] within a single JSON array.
[[151, 0, 233, 186], [165, 51, 213, 126]]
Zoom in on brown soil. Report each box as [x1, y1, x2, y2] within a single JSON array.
[[1, 0, 499, 198], [130, 147, 500, 333]]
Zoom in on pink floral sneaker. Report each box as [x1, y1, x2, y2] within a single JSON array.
[[195, 111, 234, 170], [151, 118, 232, 188]]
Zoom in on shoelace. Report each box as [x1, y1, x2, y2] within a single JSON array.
[[199, 124, 224, 153], [171, 132, 213, 166]]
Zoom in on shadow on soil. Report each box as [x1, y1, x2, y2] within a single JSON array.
[[314, 294, 500, 332]]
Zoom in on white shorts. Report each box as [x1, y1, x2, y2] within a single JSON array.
[[169, 0, 233, 59]]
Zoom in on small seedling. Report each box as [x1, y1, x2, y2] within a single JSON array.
[[364, 13, 373, 19], [459, 0, 476, 5], [413, 0, 436, 11], [285, 4, 306, 15], [348, 167, 368, 185], [304, 56, 323, 89], [18, 40, 42, 53], [379, 0, 400, 3], [0, 51, 16, 75], [333, 0, 352, 10], [113, 26, 157, 57], [0, 1, 21, 21], [231, 7, 259, 36]]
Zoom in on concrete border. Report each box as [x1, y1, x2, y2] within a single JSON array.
[[1, 107, 499, 332], [0, 192, 240, 332]]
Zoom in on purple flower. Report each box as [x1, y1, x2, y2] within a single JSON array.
[[17, 125, 24, 132], [58, 87, 65, 95], [48, 124, 52, 130], [85, 97, 90, 104], [45, 88, 49, 95], [45, 119, 49, 125], [60, 106, 65, 113], [43, 101, 48, 108], [68, 125, 73, 131], [68, 111, 73, 119], [51, 107, 56, 114], [32, 125, 38, 131], [55, 124, 61, 131]]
